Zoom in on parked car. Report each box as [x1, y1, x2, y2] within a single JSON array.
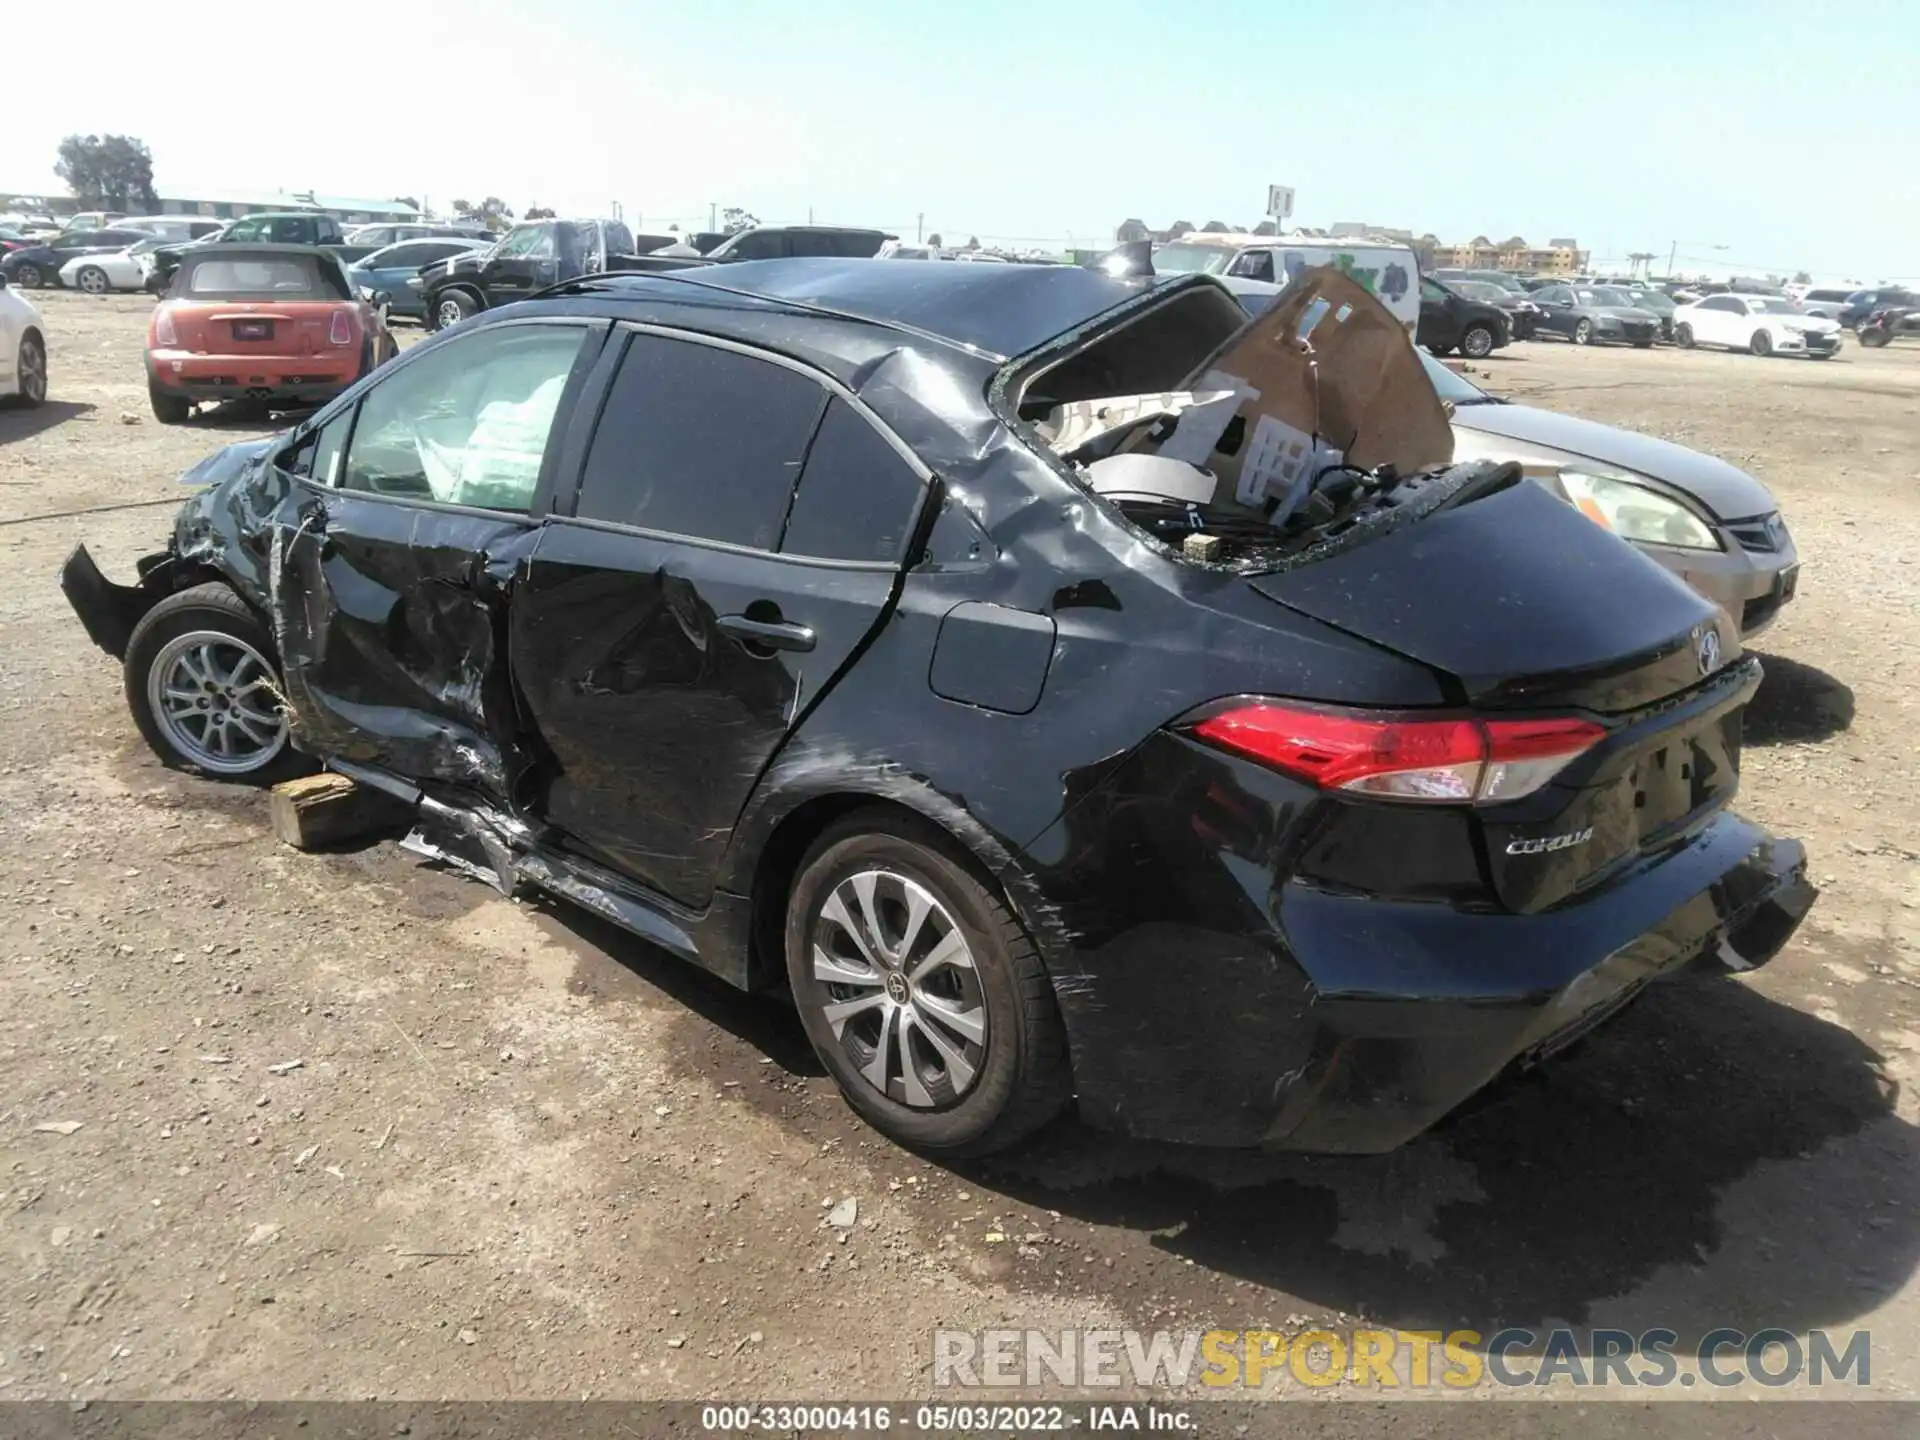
[[702, 225, 894, 261], [417, 218, 642, 330], [1838, 287, 1917, 329], [345, 222, 491, 248], [0, 227, 157, 289], [1427, 352, 1800, 635], [0, 273, 48, 406], [60, 258, 1814, 1157], [1446, 278, 1544, 339], [1432, 268, 1528, 295], [1107, 233, 1423, 332], [348, 237, 492, 321], [146, 212, 352, 294], [144, 245, 397, 424], [119, 217, 224, 242], [63, 210, 127, 232], [1616, 286, 1678, 341], [0, 227, 30, 254], [1673, 294, 1841, 358], [1529, 283, 1661, 346], [878, 241, 951, 261], [1417, 276, 1511, 357], [1793, 286, 1859, 321], [60, 235, 170, 294], [1854, 304, 1919, 347]]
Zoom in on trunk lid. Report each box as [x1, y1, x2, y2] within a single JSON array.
[[1248, 480, 1748, 912]]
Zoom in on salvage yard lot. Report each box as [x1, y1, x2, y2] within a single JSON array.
[[2, 288, 1919, 1402]]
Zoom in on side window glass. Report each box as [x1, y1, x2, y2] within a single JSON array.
[[780, 399, 924, 563], [575, 334, 829, 549], [282, 411, 351, 484], [1229, 251, 1274, 281], [1420, 277, 1449, 301], [226, 217, 264, 242], [382, 244, 425, 269], [340, 324, 588, 511], [730, 232, 783, 260], [269, 217, 305, 243]]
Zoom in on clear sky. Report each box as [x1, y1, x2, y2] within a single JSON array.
[[4, 0, 1914, 280]]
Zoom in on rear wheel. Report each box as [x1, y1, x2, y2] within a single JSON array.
[[122, 583, 312, 784], [1632, 338, 1654, 349], [1860, 326, 1892, 349], [13, 333, 46, 406], [12, 261, 42, 289], [75, 265, 110, 295], [785, 811, 1070, 1156], [1573, 318, 1593, 345], [1749, 330, 1773, 357], [1675, 322, 1695, 348], [148, 379, 190, 425], [1459, 323, 1496, 359]]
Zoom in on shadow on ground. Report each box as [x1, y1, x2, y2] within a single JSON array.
[[0, 398, 94, 444], [1745, 652, 1855, 745]]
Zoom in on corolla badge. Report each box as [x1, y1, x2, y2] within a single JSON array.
[[1506, 828, 1595, 856], [1696, 625, 1722, 676]]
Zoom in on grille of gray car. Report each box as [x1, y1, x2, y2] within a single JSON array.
[[1726, 515, 1784, 553]]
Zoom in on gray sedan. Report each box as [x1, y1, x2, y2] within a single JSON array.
[[1427, 352, 1798, 635]]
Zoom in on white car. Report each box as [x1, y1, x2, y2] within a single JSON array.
[[58, 237, 163, 294], [0, 277, 48, 406], [1674, 294, 1842, 358]]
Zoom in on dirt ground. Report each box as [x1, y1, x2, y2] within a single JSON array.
[[2, 289, 1918, 1412]]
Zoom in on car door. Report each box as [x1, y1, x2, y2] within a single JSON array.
[[267, 316, 606, 801], [1417, 277, 1462, 351], [477, 224, 555, 303], [1691, 296, 1735, 347], [1532, 285, 1574, 336], [510, 327, 928, 908]]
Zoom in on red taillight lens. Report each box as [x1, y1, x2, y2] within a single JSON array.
[[154, 307, 179, 347], [328, 310, 354, 347], [1189, 703, 1605, 804]]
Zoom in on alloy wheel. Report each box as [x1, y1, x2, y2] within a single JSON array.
[[809, 868, 988, 1109], [78, 267, 108, 295], [145, 630, 289, 776], [14, 263, 41, 289], [17, 337, 46, 403], [437, 298, 463, 329]]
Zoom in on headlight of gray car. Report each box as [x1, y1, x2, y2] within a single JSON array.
[[1556, 468, 1722, 551]]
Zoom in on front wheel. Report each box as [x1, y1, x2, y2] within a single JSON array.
[[122, 583, 313, 784], [1749, 330, 1774, 357], [1573, 318, 1593, 345], [785, 812, 1070, 1156], [13, 333, 46, 406], [1675, 322, 1695, 348], [430, 290, 476, 331], [1860, 326, 1892, 349], [1459, 323, 1496, 359], [12, 261, 42, 289], [75, 265, 111, 295]]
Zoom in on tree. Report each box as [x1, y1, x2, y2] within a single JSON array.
[[55, 134, 158, 211], [392, 195, 420, 212], [1200, 219, 1229, 233], [720, 206, 759, 234], [965, 235, 980, 250], [926, 232, 943, 247], [524, 205, 556, 220], [1792, 269, 1811, 285]]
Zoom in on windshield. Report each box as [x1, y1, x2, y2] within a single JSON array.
[[1454, 281, 1507, 302], [1151, 242, 1232, 276], [1626, 289, 1674, 311], [1590, 288, 1638, 306], [1418, 347, 1495, 405]]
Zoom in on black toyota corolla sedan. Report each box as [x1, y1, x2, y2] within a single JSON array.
[[59, 259, 1814, 1157]]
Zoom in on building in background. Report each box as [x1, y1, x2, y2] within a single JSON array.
[[0, 186, 423, 225], [1430, 235, 1587, 275]]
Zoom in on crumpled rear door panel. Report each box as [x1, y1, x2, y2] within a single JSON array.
[[272, 489, 541, 802]]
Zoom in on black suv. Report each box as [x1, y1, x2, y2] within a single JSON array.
[[418, 218, 641, 330], [60, 259, 1813, 1158], [700, 225, 894, 261], [1416, 275, 1511, 357], [147, 212, 349, 293]]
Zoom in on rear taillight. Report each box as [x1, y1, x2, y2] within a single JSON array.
[[328, 310, 354, 347], [154, 308, 178, 347], [1189, 702, 1605, 804]]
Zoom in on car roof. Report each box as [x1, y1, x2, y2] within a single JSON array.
[[558, 257, 1147, 363]]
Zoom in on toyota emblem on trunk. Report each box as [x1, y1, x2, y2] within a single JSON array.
[[1696, 626, 1721, 675]]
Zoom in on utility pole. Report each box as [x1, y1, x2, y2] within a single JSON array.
[[1666, 239, 1677, 277], [709, 201, 717, 232], [916, 212, 923, 244], [808, 206, 814, 225]]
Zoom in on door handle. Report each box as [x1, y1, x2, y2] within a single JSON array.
[[717, 613, 816, 653]]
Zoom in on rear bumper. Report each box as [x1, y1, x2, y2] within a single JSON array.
[[147, 351, 358, 403], [1027, 757, 1815, 1151]]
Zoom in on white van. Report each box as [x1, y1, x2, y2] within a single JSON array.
[[1143, 232, 1423, 332]]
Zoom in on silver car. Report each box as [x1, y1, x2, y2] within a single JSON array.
[[1425, 351, 1798, 636]]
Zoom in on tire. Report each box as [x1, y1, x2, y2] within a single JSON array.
[[14, 332, 46, 407], [1632, 339, 1654, 349], [122, 583, 313, 785], [12, 261, 43, 289], [75, 265, 111, 295], [1749, 330, 1773, 357], [430, 289, 476, 331], [148, 378, 191, 425], [1459, 323, 1496, 359], [1573, 318, 1593, 345], [1860, 327, 1892, 349], [1675, 322, 1695, 348], [784, 810, 1071, 1156]]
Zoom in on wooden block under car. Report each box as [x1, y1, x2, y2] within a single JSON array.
[[269, 773, 411, 851]]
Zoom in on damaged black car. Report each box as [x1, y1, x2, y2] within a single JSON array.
[[60, 259, 1815, 1157]]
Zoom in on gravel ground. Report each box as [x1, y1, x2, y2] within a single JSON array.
[[1, 289, 1917, 1416]]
